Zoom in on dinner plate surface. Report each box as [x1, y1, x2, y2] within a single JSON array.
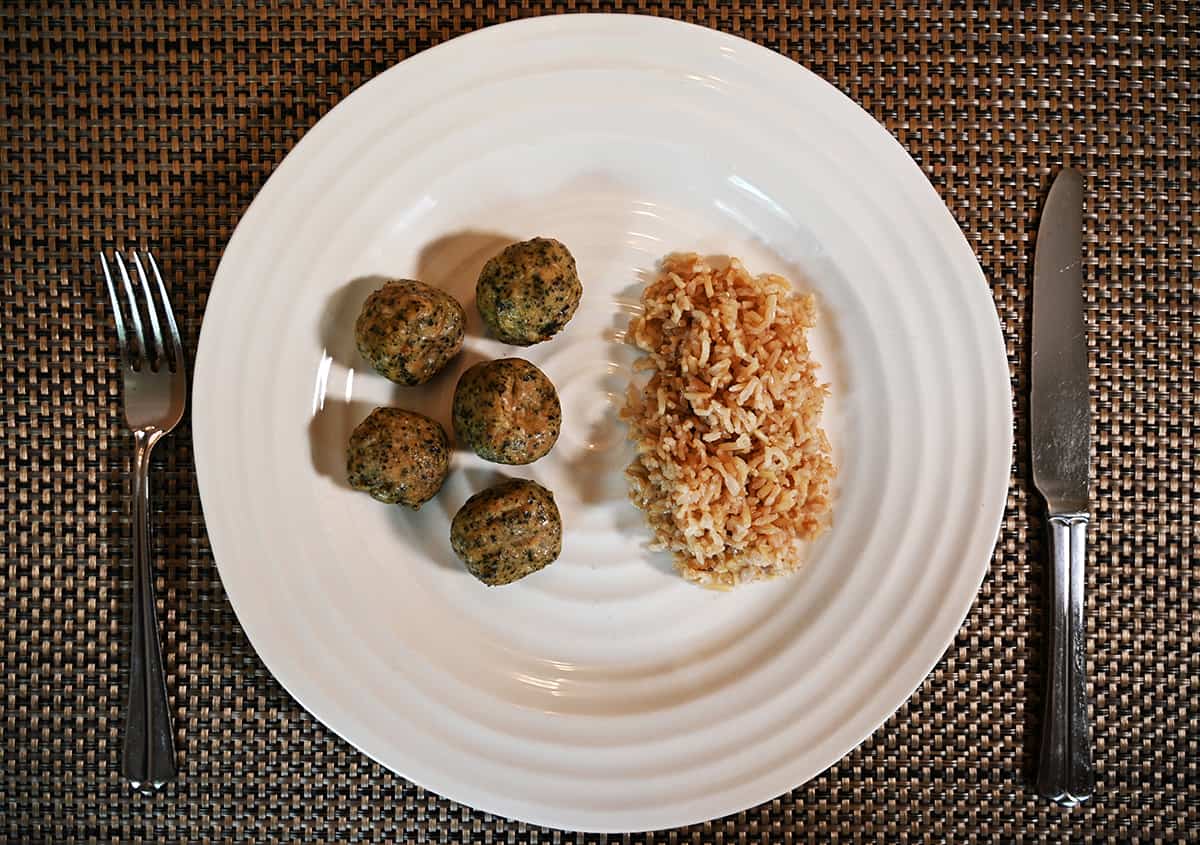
[[193, 14, 1012, 832]]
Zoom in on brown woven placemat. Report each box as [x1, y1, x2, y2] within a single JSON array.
[[1, 1, 1195, 841]]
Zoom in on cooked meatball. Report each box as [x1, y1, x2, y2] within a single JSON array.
[[451, 479, 562, 585], [476, 238, 582, 346], [355, 279, 466, 385], [453, 358, 561, 464], [346, 408, 450, 508]]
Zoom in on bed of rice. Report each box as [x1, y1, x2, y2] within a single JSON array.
[[620, 253, 835, 589]]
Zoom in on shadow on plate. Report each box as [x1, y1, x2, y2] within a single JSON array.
[[563, 372, 633, 507], [307, 399, 376, 491], [602, 273, 649, 345], [389, 465, 515, 572], [384, 345, 490, 445], [318, 275, 389, 367], [414, 230, 517, 341]]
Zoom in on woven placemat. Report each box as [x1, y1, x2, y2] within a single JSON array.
[[1, 2, 1195, 841]]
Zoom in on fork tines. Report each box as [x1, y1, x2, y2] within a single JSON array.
[[100, 250, 183, 373]]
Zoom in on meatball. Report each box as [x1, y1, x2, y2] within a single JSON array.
[[476, 238, 582, 346], [453, 358, 561, 464], [355, 279, 466, 385], [346, 407, 450, 508], [451, 479, 562, 585]]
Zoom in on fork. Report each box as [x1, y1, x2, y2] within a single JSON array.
[[101, 249, 185, 793]]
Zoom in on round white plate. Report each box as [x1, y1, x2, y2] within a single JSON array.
[[193, 14, 1012, 833]]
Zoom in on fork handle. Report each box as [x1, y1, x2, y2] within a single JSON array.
[[1037, 512, 1093, 806], [122, 430, 178, 793]]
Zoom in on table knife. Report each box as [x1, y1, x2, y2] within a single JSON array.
[[1031, 166, 1093, 806]]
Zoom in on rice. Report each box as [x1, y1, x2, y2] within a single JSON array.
[[620, 253, 835, 589]]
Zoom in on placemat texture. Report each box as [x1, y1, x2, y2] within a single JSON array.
[[1, 1, 1194, 842]]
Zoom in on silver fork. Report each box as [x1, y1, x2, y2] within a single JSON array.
[[100, 249, 185, 793]]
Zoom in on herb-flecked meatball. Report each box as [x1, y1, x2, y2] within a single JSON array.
[[451, 479, 562, 585], [346, 408, 450, 508], [476, 238, 582, 346], [355, 279, 466, 385], [453, 358, 561, 464]]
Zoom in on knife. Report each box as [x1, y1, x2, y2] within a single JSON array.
[[1031, 167, 1093, 806]]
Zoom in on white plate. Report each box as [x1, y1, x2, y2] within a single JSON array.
[[193, 14, 1012, 833]]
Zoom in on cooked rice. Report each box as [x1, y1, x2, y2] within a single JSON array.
[[620, 253, 835, 589]]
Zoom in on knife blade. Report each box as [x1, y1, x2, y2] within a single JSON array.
[[1032, 167, 1090, 513], [1031, 166, 1093, 806]]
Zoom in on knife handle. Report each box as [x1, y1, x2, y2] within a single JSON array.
[[1038, 512, 1093, 806]]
